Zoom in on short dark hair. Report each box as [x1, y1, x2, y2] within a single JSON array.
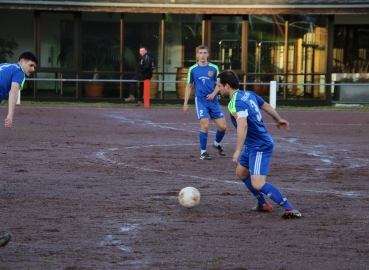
[[18, 51, 39, 65], [197, 45, 209, 52], [218, 70, 239, 89]]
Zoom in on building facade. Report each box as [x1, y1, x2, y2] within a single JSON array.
[[0, 0, 369, 105]]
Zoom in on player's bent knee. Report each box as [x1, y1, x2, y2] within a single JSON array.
[[236, 167, 249, 179]]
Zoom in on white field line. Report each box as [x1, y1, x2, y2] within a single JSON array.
[[101, 113, 368, 198], [95, 150, 366, 198]]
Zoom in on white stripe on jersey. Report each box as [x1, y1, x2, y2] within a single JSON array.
[[254, 151, 262, 175]]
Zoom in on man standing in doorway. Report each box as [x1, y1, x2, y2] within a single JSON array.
[[125, 46, 153, 105], [183, 45, 227, 160]]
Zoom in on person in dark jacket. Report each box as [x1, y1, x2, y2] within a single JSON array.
[[125, 46, 153, 104]]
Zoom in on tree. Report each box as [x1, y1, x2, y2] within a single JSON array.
[[0, 36, 19, 63]]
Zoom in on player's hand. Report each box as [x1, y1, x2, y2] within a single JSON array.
[[183, 104, 189, 115], [232, 150, 241, 165], [276, 119, 289, 131], [206, 93, 215, 100], [5, 117, 12, 128]]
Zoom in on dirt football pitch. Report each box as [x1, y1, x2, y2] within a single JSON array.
[[0, 104, 368, 269]]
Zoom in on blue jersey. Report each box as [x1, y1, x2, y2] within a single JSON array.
[[187, 62, 219, 102], [228, 90, 274, 150], [0, 63, 25, 102]]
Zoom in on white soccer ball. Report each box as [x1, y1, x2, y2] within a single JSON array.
[[178, 187, 200, 208]]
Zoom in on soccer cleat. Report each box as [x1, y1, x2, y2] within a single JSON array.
[[0, 232, 12, 247], [200, 152, 211, 160], [125, 95, 135, 102], [251, 202, 273, 212], [281, 208, 302, 219], [213, 143, 226, 156], [136, 101, 143, 106]]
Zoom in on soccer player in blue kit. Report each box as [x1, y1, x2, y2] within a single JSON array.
[[1, 51, 38, 128], [217, 70, 301, 219], [183, 45, 227, 160], [0, 51, 38, 247]]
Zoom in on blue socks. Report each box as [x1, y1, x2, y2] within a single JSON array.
[[200, 129, 225, 152], [260, 183, 294, 210], [215, 129, 226, 145], [199, 131, 208, 151], [242, 176, 267, 205]]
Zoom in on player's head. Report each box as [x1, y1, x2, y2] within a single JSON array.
[[18, 51, 39, 65], [218, 70, 239, 89], [18, 51, 38, 76], [197, 45, 209, 63], [217, 70, 240, 98]]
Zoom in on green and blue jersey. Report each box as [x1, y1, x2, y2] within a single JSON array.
[[0, 63, 25, 102], [187, 62, 219, 102], [228, 90, 274, 150]]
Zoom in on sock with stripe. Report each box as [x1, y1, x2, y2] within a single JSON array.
[[260, 182, 294, 209], [241, 176, 267, 205], [214, 129, 226, 145]]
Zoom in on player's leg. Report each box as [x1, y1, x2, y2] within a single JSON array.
[[237, 147, 269, 210], [210, 102, 226, 156], [195, 98, 211, 160], [249, 148, 301, 218]]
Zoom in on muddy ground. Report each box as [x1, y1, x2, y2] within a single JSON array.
[[0, 105, 368, 269]]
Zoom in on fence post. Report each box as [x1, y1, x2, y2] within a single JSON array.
[[144, 79, 150, 108], [270, 81, 277, 109]]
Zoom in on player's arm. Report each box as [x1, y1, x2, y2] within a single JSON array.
[[5, 82, 20, 128], [206, 83, 220, 101], [233, 114, 247, 165], [183, 83, 193, 115], [260, 102, 289, 131]]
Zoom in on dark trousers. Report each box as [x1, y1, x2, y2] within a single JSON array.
[[130, 73, 151, 102]]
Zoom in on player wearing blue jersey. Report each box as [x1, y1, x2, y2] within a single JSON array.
[[217, 70, 301, 219], [0, 51, 38, 128], [183, 45, 226, 160], [0, 52, 38, 247]]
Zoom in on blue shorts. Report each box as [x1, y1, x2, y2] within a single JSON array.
[[195, 97, 225, 120], [238, 146, 273, 176]]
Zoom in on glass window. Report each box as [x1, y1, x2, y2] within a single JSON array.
[[247, 15, 285, 95], [37, 12, 75, 97], [288, 15, 328, 99], [161, 14, 203, 99], [124, 13, 161, 98], [212, 16, 243, 71], [333, 25, 369, 75], [0, 10, 35, 97], [40, 13, 74, 69]]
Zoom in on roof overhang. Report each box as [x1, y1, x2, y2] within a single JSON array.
[[0, 1, 369, 14]]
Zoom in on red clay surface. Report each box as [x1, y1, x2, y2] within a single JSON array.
[[0, 105, 368, 269]]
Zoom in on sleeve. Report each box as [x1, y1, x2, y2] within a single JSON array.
[[215, 65, 220, 78], [187, 67, 193, 84], [13, 70, 26, 90], [255, 93, 265, 107]]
